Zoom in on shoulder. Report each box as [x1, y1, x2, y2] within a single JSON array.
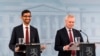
[[57, 27, 66, 33], [73, 28, 79, 32], [13, 24, 22, 30], [11, 24, 23, 33], [30, 25, 38, 31], [72, 28, 80, 34]]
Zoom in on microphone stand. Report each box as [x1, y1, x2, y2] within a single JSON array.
[[79, 30, 89, 43]]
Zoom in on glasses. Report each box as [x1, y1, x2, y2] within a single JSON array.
[[23, 16, 32, 17]]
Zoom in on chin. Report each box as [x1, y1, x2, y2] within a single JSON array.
[[26, 23, 30, 24], [25, 22, 30, 24], [26, 21, 30, 24]]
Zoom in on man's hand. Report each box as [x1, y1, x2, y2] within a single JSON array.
[[63, 45, 70, 51], [40, 45, 46, 51], [69, 42, 74, 47], [15, 46, 20, 52], [63, 42, 74, 51]]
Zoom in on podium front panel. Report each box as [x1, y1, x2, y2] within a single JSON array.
[[26, 45, 40, 56], [80, 43, 96, 56]]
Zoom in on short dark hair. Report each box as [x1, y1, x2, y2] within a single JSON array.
[[21, 9, 31, 16]]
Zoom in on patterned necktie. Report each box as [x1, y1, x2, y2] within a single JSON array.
[[69, 30, 76, 56], [26, 27, 29, 44]]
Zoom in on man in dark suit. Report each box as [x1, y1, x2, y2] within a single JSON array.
[[54, 14, 83, 56], [9, 10, 45, 56]]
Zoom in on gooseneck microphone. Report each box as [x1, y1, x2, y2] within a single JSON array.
[[79, 30, 89, 43]]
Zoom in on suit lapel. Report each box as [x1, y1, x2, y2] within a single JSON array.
[[19, 25, 24, 38], [72, 29, 78, 41], [30, 26, 34, 43], [73, 29, 79, 37], [63, 27, 70, 43]]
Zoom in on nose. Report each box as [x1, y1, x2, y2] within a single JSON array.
[[26, 16, 31, 19]]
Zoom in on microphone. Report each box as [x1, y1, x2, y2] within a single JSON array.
[[79, 30, 89, 43]]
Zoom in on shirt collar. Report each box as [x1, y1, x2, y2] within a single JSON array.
[[65, 27, 73, 31], [23, 24, 30, 28]]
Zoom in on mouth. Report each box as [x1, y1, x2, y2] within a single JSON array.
[[24, 19, 30, 23], [25, 19, 30, 21]]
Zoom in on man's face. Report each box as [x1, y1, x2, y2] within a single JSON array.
[[21, 13, 31, 25], [65, 17, 75, 29]]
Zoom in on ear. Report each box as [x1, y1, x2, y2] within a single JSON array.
[[21, 16, 23, 20]]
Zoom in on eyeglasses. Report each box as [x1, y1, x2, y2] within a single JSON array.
[[23, 16, 32, 17]]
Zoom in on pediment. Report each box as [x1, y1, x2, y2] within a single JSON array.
[[29, 4, 65, 12]]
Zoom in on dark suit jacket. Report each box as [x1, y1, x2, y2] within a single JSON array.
[[9, 24, 40, 56], [54, 27, 83, 56]]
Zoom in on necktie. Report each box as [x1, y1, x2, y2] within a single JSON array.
[[69, 30, 76, 56], [26, 27, 29, 44], [69, 30, 73, 42]]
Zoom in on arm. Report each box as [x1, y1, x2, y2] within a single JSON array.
[[34, 29, 40, 43], [9, 28, 16, 52], [55, 29, 74, 51], [54, 31, 65, 51], [34, 29, 44, 53]]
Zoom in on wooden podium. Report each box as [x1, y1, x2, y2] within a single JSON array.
[[16, 43, 41, 56]]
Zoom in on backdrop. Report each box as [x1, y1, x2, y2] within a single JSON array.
[[0, 0, 100, 56]]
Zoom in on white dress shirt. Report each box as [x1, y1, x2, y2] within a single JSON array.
[[23, 24, 30, 43]]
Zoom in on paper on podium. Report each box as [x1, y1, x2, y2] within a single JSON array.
[[69, 43, 80, 50]]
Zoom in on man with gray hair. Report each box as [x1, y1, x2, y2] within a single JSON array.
[[54, 14, 83, 56]]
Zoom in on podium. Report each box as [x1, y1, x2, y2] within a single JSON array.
[[68, 42, 96, 56], [16, 43, 51, 56], [26, 44, 40, 56], [16, 43, 41, 56], [80, 43, 96, 56]]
